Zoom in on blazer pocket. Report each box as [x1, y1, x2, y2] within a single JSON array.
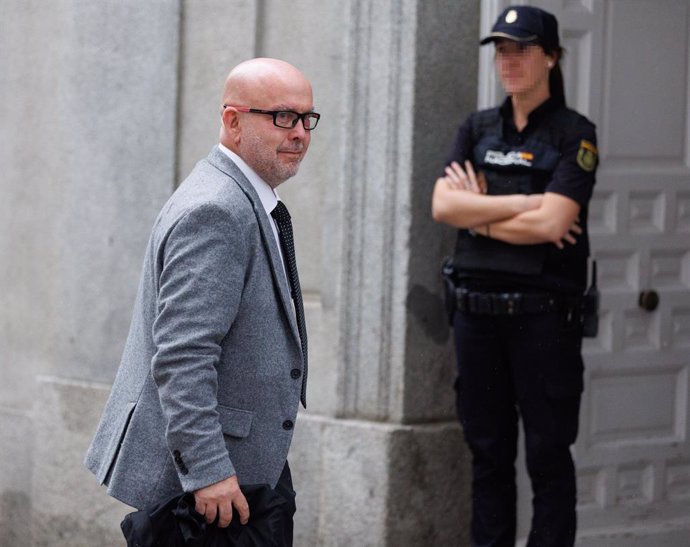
[[217, 405, 254, 438]]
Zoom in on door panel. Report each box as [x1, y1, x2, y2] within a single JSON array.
[[479, 1, 690, 544]]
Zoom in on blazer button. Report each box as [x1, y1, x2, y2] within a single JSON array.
[[290, 368, 301, 379], [282, 420, 294, 430]]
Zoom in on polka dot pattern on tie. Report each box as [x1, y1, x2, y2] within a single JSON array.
[[271, 201, 308, 407]]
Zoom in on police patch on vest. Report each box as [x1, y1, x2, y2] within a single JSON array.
[[484, 150, 534, 167], [576, 139, 598, 172]]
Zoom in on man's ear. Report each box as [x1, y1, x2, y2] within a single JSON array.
[[221, 107, 242, 143], [223, 106, 242, 128]]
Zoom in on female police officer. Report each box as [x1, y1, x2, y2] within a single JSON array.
[[432, 6, 598, 547]]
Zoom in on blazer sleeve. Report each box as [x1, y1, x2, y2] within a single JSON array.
[[151, 201, 249, 493]]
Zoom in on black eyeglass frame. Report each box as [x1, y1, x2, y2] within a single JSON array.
[[223, 104, 320, 130]]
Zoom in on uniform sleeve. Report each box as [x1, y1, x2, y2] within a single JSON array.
[[444, 115, 475, 172], [545, 117, 598, 206]]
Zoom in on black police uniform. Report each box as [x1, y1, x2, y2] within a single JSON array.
[[446, 96, 597, 547]]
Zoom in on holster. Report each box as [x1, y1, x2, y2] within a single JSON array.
[[441, 257, 457, 325]]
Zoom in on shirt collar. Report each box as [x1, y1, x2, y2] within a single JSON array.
[[218, 143, 279, 216], [499, 96, 559, 130]]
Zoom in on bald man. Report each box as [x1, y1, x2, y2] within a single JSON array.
[[85, 58, 319, 544]]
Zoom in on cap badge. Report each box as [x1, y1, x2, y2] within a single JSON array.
[[505, 9, 518, 24]]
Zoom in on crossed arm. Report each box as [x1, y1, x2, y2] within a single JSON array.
[[432, 161, 581, 249]]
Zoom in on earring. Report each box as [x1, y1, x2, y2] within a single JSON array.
[[547, 61, 554, 68]]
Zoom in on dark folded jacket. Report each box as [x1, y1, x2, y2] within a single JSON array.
[[121, 484, 290, 547]]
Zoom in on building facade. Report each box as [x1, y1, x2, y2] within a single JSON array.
[[0, 1, 688, 545]]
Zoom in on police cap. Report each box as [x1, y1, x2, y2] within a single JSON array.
[[480, 5, 560, 51]]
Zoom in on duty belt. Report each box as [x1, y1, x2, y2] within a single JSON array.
[[455, 288, 574, 315]]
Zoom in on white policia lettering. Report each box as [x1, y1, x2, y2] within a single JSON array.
[[484, 150, 533, 167]]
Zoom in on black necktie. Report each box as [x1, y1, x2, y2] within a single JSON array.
[[271, 201, 308, 407]]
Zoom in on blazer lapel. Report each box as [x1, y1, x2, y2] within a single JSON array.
[[206, 146, 301, 346]]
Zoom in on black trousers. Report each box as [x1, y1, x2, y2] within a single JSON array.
[[452, 309, 583, 547], [275, 461, 297, 547]]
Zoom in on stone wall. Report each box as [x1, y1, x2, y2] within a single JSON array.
[[0, 1, 479, 544]]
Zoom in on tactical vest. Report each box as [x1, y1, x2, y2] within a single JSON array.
[[452, 107, 587, 279]]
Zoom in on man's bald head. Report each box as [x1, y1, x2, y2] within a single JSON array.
[[219, 58, 315, 188], [221, 58, 311, 111]]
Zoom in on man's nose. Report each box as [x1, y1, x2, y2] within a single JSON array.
[[289, 119, 308, 138]]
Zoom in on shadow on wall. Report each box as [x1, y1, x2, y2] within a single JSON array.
[[407, 283, 450, 345]]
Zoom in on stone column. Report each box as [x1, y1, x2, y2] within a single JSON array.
[[289, 1, 481, 545]]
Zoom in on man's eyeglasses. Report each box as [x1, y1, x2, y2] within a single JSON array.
[[223, 105, 320, 131]]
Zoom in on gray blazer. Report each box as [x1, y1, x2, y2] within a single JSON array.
[[84, 146, 306, 510]]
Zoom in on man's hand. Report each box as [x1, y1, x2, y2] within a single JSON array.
[[194, 475, 249, 528]]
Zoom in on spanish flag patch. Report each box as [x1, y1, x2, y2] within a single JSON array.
[[576, 139, 598, 172]]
